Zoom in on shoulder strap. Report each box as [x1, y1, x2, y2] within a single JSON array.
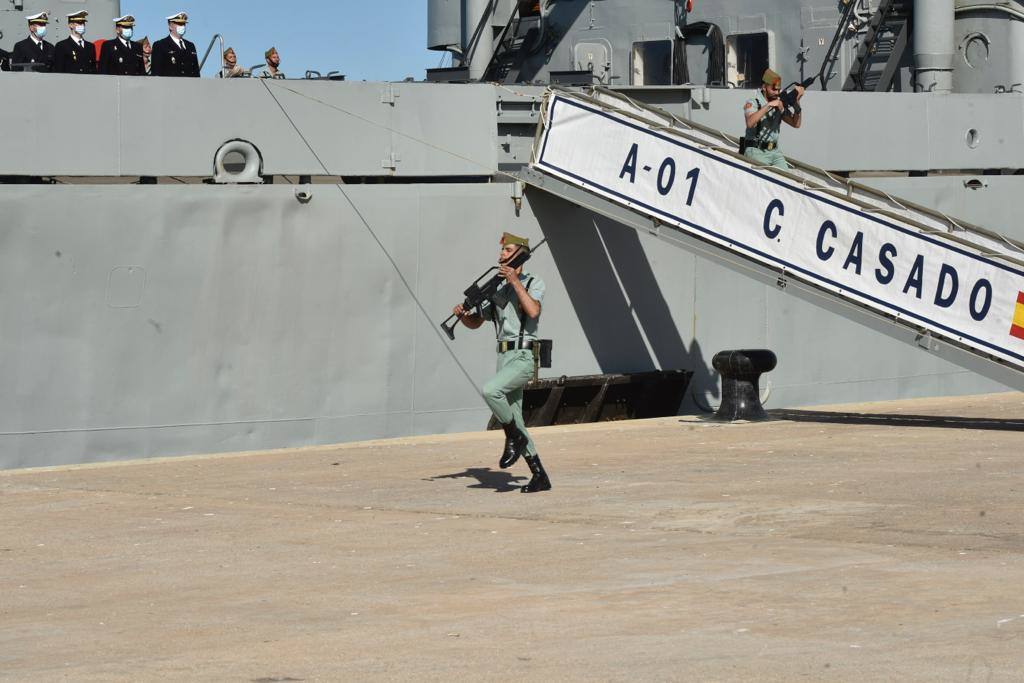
[[490, 299, 500, 338], [517, 277, 534, 345]]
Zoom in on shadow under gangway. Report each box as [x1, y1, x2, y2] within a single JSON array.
[[534, 192, 719, 410]]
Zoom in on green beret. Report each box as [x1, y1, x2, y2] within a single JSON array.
[[762, 68, 781, 86]]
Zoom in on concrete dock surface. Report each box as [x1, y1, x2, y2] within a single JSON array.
[[2, 392, 1024, 682]]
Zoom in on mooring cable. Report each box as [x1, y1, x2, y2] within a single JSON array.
[[261, 79, 484, 396]]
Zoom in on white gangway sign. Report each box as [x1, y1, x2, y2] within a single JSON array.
[[530, 89, 1024, 375]]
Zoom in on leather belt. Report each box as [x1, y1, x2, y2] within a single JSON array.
[[745, 138, 777, 151], [497, 340, 535, 353]]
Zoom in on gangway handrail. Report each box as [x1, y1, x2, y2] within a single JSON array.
[[572, 85, 1024, 266], [199, 33, 225, 75]]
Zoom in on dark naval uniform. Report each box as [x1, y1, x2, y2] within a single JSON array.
[[100, 37, 144, 75], [151, 36, 199, 77], [11, 37, 54, 72], [53, 36, 97, 74], [0, 48, 9, 71]]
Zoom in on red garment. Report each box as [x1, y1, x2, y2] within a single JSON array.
[[93, 38, 105, 61]]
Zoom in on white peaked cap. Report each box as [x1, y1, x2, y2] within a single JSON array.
[[26, 11, 49, 23]]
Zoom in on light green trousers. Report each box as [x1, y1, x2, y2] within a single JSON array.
[[744, 146, 790, 170], [481, 349, 537, 456]]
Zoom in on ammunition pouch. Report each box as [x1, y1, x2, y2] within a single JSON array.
[[530, 339, 551, 381], [532, 339, 553, 369]]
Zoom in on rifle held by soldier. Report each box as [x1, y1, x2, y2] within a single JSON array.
[[440, 238, 547, 341]]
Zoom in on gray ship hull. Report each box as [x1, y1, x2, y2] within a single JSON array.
[[0, 178, 1007, 469]]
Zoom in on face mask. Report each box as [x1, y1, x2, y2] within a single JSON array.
[[121, 28, 133, 40], [34, 26, 47, 39], [175, 25, 186, 37], [73, 24, 86, 36]]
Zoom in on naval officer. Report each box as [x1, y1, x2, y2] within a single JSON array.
[[53, 11, 97, 74], [742, 68, 805, 170], [10, 12, 54, 72], [151, 12, 199, 77], [100, 15, 145, 76], [452, 232, 552, 493]]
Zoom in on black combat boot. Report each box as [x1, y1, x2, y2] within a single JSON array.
[[500, 422, 529, 470], [498, 436, 519, 469], [520, 453, 551, 493]]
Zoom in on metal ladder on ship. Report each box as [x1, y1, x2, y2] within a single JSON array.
[[843, 0, 912, 91], [483, 2, 542, 83], [511, 86, 1024, 390], [816, 0, 912, 92]]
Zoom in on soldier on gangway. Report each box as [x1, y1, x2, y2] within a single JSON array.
[[741, 68, 806, 170]]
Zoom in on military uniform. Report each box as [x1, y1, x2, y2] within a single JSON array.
[[471, 232, 552, 493], [742, 93, 786, 169], [742, 68, 791, 170], [260, 47, 285, 79], [10, 12, 54, 72], [53, 11, 97, 75], [152, 12, 199, 77], [53, 37, 96, 74], [100, 16, 144, 76], [0, 48, 10, 72]]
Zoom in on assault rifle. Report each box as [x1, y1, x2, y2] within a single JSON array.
[[440, 238, 547, 341], [775, 77, 815, 116]]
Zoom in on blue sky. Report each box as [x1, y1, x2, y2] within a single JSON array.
[[120, 0, 442, 80]]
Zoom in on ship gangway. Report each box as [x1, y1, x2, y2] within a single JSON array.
[[512, 87, 1024, 390]]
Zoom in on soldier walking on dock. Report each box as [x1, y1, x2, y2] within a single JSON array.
[[452, 232, 552, 493]]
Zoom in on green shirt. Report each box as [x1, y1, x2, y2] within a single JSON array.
[[479, 271, 545, 342], [744, 94, 782, 146]]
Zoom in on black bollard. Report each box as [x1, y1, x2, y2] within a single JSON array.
[[711, 349, 777, 422]]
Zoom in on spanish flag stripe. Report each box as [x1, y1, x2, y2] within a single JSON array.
[[1015, 303, 1024, 329], [1011, 323, 1024, 341], [1018, 291, 1024, 306]]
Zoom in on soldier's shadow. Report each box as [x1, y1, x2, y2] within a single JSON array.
[[428, 468, 527, 493]]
